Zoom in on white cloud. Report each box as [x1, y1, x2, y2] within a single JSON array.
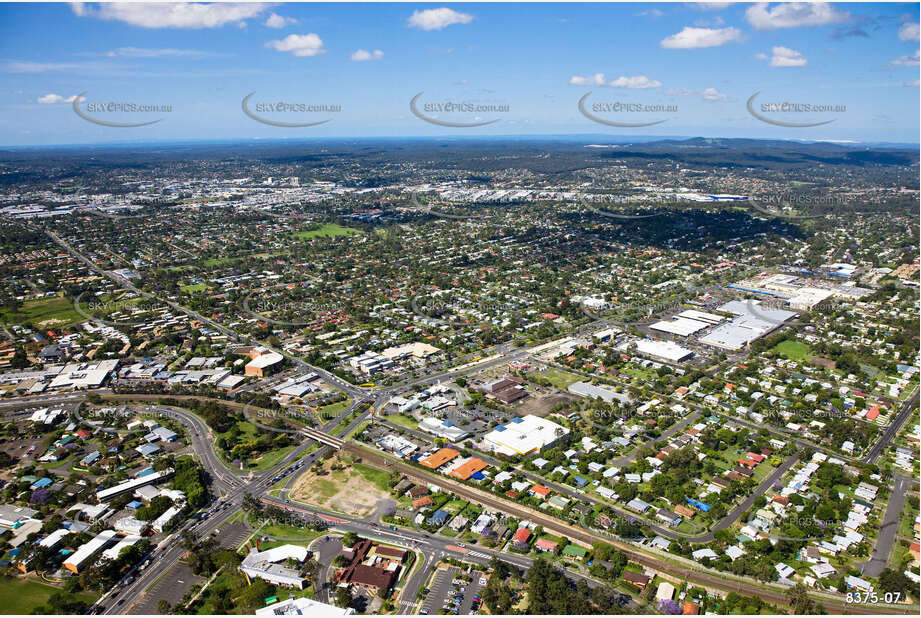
[[608, 75, 662, 88], [37, 93, 77, 104], [664, 87, 728, 100], [266, 33, 326, 57], [905, 79, 920, 87], [351, 49, 384, 61], [265, 13, 297, 29], [898, 22, 920, 42], [569, 73, 607, 86], [746, 2, 849, 31], [71, 2, 269, 29], [890, 49, 920, 67], [569, 74, 661, 88], [702, 87, 728, 100], [103, 47, 212, 58], [757, 46, 808, 67], [639, 9, 664, 18], [661, 26, 742, 49], [407, 8, 473, 31], [692, 2, 732, 10]]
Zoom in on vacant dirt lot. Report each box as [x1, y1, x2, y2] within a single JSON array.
[[290, 455, 391, 518]]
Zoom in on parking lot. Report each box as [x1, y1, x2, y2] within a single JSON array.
[[420, 566, 485, 615], [129, 562, 204, 614]]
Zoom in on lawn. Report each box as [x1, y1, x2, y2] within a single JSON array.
[[0, 578, 97, 614], [774, 340, 812, 362], [528, 369, 582, 389], [383, 413, 418, 430], [180, 282, 210, 293], [316, 399, 350, 420], [292, 223, 361, 240], [248, 444, 296, 472], [0, 296, 82, 327], [353, 462, 391, 492]]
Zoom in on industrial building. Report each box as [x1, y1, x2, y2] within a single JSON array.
[[482, 414, 569, 457], [568, 381, 632, 405], [624, 339, 694, 363], [698, 300, 798, 351]]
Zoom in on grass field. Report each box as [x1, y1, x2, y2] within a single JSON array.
[[0, 578, 97, 614], [292, 223, 361, 240], [180, 282, 210, 293], [316, 399, 350, 420], [382, 413, 418, 430], [0, 296, 82, 327], [528, 368, 582, 389], [774, 340, 812, 362]]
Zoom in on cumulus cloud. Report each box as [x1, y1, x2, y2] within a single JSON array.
[[265, 33, 326, 57], [70, 2, 269, 29], [407, 8, 473, 31], [37, 93, 77, 104], [608, 75, 663, 88], [265, 13, 297, 29], [890, 49, 920, 67], [898, 22, 920, 42], [745, 2, 849, 30], [569, 74, 662, 88], [351, 49, 384, 61], [757, 46, 808, 67], [661, 26, 742, 48]]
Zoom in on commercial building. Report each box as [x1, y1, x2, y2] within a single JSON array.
[[380, 342, 440, 361], [418, 417, 469, 442], [627, 339, 694, 363], [348, 351, 393, 375], [568, 381, 631, 405], [482, 414, 569, 457], [240, 544, 309, 589], [256, 597, 354, 616], [698, 300, 798, 351], [49, 359, 119, 390], [245, 348, 285, 377], [650, 316, 711, 338]]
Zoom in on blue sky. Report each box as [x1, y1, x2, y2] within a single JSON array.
[[0, 2, 918, 146]]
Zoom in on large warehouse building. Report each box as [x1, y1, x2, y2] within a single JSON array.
[[482, 414, 569, 457], [698, 300, 798, 351]]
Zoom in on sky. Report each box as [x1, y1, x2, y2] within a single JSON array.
[[0, 1, 918, 146]]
